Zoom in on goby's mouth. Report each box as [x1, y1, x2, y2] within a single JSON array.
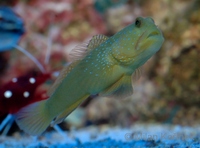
[[147, 31, 160, 38]]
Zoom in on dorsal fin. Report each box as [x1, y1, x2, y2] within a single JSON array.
[[87, 34, 109, 50], [68, 43, 88, 61], [47, 61, 80, 96], [68, 34, 109, 61]]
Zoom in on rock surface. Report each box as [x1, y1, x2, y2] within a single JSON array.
[[0, 124, 199, 147]]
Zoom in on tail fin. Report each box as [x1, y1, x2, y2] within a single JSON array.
[[14, 100, 52, 136]]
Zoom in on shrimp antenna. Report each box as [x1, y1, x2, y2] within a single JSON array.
[[44, 29, 52, 65], [45, 15, 54, 65], [14, 45, 46, 73]]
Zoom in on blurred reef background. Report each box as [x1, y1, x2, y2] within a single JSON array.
[[0, 0, 200, 146]]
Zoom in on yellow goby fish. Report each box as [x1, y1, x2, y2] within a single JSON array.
[[15, 17, 164, 135]]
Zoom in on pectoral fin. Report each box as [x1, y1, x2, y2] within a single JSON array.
[[100, 75, 133, 99], [131, 68, 142, 83], [50, 94, 89, 126], [69, 34, 109, 61]]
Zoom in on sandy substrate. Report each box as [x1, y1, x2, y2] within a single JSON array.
[[0, 123, 199, 148]]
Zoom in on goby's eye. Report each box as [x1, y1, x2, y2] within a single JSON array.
[[135, 18, 141, 28]]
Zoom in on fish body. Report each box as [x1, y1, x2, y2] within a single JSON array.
[[15, 17, 164, 135]]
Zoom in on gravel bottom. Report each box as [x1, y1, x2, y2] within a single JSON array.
[[0, 123, 199, 148]]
